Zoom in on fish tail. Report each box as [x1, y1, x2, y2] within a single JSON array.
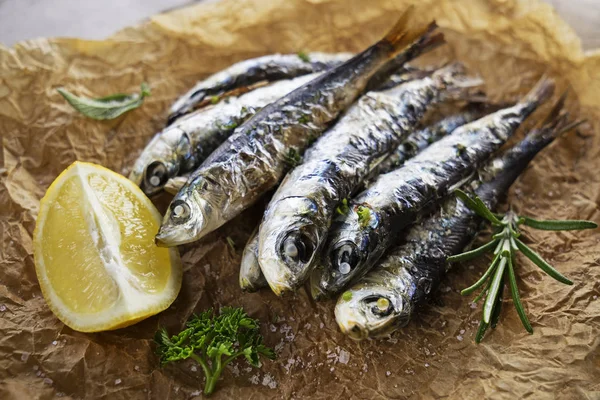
[[382, 6, 438, 56], [516, 92, 584, 152], [432, 62, 485, 101], [538, 91, 586, 140], [518, 75, 555, 116]]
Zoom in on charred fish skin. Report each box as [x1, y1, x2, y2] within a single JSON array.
[[374, 103, 495, 176], [130, 73, 321, 196], [335, 101, 575, 340], [167, 52, 354, 124], [239, 229, 268, 292], [313, 77, 554, 298], [257, 63, 479, 295], [156, 10, 438, 247]]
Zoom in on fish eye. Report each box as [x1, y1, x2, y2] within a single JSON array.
[[170, 200, 191, 223], [145, 161, 169, 188], [332, 241, 360, 275], [280, 232, 314, 265], [364, 295, 393, 317]]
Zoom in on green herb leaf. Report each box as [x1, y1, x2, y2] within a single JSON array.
[[57, 83, 151, 120], [297, 51, 311, 63], [226, 237, 236, 252], [483, 257, 507, 323], [521, 217, 598, 231], [490, 274, 505, 329], [455, 190, 501, 225], [460, 251, 501, 296], [475, 319, 489, 343], [336, 198, 350, 215], [506, 255, 533, 333], [514, 238, 573, 285], [284, 148, 302, 167], [155, 307, 274, 396], [357, 206, 372, 229], [448, 239, 498, 263]]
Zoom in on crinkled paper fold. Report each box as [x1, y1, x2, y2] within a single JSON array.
[[1, 0, 599, 398]]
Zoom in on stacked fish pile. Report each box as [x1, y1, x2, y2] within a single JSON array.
[[129, 9, 576, 340]]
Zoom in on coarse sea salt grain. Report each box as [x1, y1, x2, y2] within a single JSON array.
[[338, 349, 350, 365], [457, 335, 464, 342], [386, 371, 391, 377], [262, 373, 277, 389], [114, 378, 122, 385]]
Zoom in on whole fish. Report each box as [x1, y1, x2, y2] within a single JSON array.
[[130, 73, 320, 196], [335, 98, 578, 339], [155, 9, 438, 246], [258, 63, 482, 295], [167, 52, 353, 124], [239, 229, 268, 292], [311, 77, 554, 299]]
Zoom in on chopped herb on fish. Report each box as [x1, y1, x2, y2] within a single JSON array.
[[357, 206, 372, 228], [297, 51, 311, 62], [336, 199, 350, 215]]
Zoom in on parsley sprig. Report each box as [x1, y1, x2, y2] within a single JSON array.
[[155, 307, 275, 395], [448, 189, 597, 343]]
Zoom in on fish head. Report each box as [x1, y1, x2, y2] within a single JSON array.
[[335, 284, 407, 340], [155, 175, 223, 246], [259, 196, 325, 295], [312, 206, 380, 298], [129, 128, 196, 196]]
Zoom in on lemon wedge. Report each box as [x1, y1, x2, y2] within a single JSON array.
[[34, 161, 182, 332]]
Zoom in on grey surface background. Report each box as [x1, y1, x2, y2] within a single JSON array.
[[0, 0, 599, 50]]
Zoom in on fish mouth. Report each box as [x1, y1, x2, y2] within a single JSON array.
[[335, 289, 400, 340], [155, 197, 210, 247]]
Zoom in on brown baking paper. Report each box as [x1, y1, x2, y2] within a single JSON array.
[[1, 0, 599, 398]]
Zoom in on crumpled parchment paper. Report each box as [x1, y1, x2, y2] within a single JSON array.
[[1, 0, 599, 398]]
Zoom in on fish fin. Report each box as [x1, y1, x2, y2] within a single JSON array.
[[383, 6, 438, 55], [519, 75, 555, 113], [432, 62, 485, 102], [164, 176, 187, 195], [528, 91, 586, 143]]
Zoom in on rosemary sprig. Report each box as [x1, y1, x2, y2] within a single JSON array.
[[448, 189, 597, 343]]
